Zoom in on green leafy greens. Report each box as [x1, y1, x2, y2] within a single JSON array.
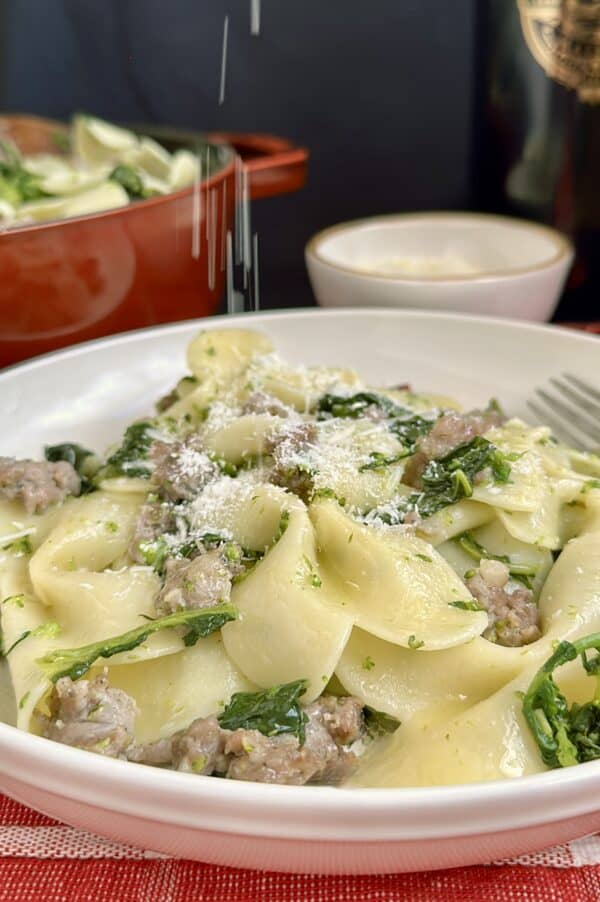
[[317, 392, 436, 459], [363, 706, 401, 739], [373, 436, 512, 525], [0, 143, 47, 206], [359, 450, 411, 472], [389, 414, 436, 448], [110, 164, 152, 199], [218, 679, 309, 743], [523, 632, 600, 768], [97, 421, 156, 480], [45, 442, 98, 494], [36, 603, 236, 683], [316, 392, 407, 420]]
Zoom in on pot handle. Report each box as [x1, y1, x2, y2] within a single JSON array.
[[207, 131, 308, 200]]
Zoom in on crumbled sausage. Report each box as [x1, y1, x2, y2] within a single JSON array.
[[225, 695, 362, 785], [224, 730, 322, 784], [466, 564, 541, 647], [0, 457, 80, 514], [130, 694, 364, 786], [154, 548, 239, 616], [266, 423, 318, 501], [150, 435, 219, 502], [172, 715, 230, 774], [44, 668, 365, 786], [128, 736, 174, 767], [44, 672, 138, 758], [304, 695, 364, 746], [128, 500, 175, 563], [241, 391, 293, 418], [403, 409, 506, 488]]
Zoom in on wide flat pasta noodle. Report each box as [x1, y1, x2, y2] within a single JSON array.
[[310, 500, 487, 650], [98, 636, 255, 744], [203, 413, 281, 464], [416, 500, 494, 546], [4, 323, 600, 791], [186, 329, 274, 386], [309, 418, 408, 512], [18, 182, 129, 223], [336, 627, 523, 725], [26, 492, 185, 659], [73, 115, 138, 166], [351, 529, 600, 787], [0, 498, 63, 556], [222, 490, 353, 699], [246, 357, 361, 412]]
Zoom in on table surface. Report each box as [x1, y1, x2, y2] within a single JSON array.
[[1, 320, 598, 902]]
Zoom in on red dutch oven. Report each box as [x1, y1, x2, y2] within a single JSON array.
[[0, 115, 308, 366]]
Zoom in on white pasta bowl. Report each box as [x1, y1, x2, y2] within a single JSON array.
[[305, 213, 574, 321], [0, 308, 599, 874]]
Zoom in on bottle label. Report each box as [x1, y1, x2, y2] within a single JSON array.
[[517, 0, 600, 103]]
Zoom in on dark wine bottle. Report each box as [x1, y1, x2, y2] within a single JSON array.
[[473, 0, 600, 321]]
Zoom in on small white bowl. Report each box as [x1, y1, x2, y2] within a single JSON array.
[[305, 212, 574, 322]]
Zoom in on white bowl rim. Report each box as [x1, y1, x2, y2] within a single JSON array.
[[3, 713, 600, 841], [305, 211, 574, 284], [1, 308, 600, 844]]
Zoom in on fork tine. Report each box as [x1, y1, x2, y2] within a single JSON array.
[[563, 373, 600, 405], [549, 377, 600, 419], [526, 399, 592, 449], [535, 388, 600, 444]]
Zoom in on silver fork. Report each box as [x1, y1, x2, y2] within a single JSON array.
[[527, 374, 600, 452]]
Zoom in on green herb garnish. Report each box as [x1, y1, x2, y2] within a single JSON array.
[[3, 622, 61, 657], [448, 600, 485, 612], [36, 604, 236, 682], [275, 510, 290, 542], [408, 635, 425, 650], [1, 594, 25, 608], [2, 536, 33, 555], [218, 679, 309, 743]]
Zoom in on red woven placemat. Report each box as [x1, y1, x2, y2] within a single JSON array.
[[1, 794, 600, 902], [1, 321, 598, 902]]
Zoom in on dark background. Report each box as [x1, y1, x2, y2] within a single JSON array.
[[0, 1, 591, 319], [0, 0, 476, 311]]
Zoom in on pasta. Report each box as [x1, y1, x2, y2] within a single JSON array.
[[1, 327, 600, 788], [0, 114, 201, 228]]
